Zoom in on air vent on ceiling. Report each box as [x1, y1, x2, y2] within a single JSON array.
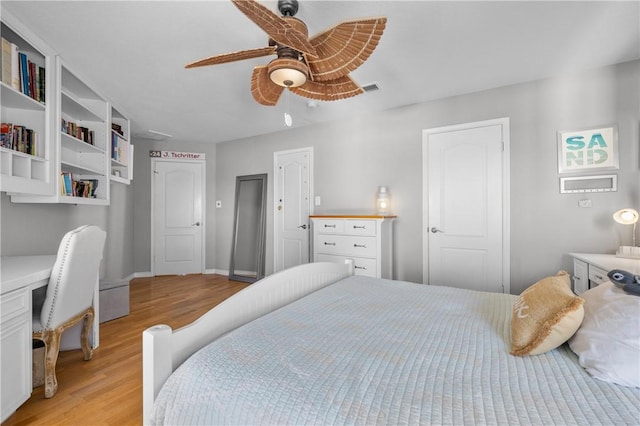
[[362, 82, 380, 93], [134, 129, 173, 141]]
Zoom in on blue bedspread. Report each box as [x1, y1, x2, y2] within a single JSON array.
[[152, 275, 640, 425]]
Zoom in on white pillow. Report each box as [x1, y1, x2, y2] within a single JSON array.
[[568, 281, 640, 387]]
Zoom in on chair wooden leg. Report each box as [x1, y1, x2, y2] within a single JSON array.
[[41, 329, 62, 399], [81, 307, 94, 361], [34, 308, 95, 398]]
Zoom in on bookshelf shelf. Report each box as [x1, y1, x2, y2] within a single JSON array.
[[61, 90, 104, 122], [1, 82, 45, 111], [61, 132, 105, 154]]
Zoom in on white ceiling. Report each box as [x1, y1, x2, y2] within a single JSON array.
[[3, 1, 639, 145]]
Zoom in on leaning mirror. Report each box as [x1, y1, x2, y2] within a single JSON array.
[[229, 173, 267, 283]]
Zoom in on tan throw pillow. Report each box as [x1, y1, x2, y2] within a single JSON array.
[[511, 271, 585, 356]]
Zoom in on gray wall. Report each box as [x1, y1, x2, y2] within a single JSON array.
[[1, 180, 133, 281], [214, 60, 640, 294], [3, 60, 638, 295]]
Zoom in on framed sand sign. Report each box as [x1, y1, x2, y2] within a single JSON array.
[[557, 125, 618, 174]]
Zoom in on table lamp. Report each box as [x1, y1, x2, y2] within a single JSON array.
[[613, 208, 639, 258], [376, 186, 391, 216]]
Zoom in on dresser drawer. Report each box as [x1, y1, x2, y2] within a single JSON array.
[[316, 235, 377, 257], [0, 288, 30, 322], [588, 265, 609, 286], [317, 254, 377, 277], [344, 220, 377, 236], [315, 219, 345, 234]]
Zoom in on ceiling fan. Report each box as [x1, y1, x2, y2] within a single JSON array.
[[185, 0, 387, 106]]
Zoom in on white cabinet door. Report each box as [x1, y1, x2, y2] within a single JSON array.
[[572, 259, 588, 295], [0, 288, 31, 422]]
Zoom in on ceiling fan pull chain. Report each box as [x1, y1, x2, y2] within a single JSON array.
[[284, 89, 293, 127]]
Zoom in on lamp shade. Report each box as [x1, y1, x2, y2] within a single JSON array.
[[613, 208, 639, 225], [376, 186, 391, 215], [268, 58, 308, 88]]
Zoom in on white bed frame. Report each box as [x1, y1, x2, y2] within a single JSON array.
[[142, 261, 354, 424]]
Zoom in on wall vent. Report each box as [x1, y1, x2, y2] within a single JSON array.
[[362, 82, 380, 93]]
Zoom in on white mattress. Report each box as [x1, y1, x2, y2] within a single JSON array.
[[152, 275, 640, 425]]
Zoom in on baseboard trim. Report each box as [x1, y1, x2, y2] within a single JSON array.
[[132, 270, 228, 278]]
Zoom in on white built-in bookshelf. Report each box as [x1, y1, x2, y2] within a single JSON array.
[[11, 59, 111, 205], [3, 10, 135, 204]]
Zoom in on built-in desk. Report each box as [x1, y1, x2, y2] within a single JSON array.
[[0, 256, 100, 422], [569, 253, 640, 295]]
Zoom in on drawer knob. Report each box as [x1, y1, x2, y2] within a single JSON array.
[[324, 242, 336, 246]]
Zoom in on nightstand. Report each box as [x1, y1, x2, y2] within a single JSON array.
[[570, 253, 640, 295]]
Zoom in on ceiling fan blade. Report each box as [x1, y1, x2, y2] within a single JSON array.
[[290, 75, 364, 102], [185, 46, 276, 68], [231, 0, 317, 58], [251, 66, 285, 106], [307, 17, 387, 82]]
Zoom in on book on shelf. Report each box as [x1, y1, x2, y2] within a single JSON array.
[[111, 131, 129, 163], [18, 52, 28, 95], [75, 179, 98, 198], [111, 123, 123, 136], [60, 171, 73, 196], [61, 118, 94, 144], [1, 37, 11, 85], [60, 171, 99, 198], [1, 37, 45, 102], [1, 122, 38, 156], [0, 37, 20, 91]]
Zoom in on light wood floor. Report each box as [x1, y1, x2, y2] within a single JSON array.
[[3, 274, 249, 426]]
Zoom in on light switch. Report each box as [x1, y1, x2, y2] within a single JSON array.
[[315, 196, 321, 206]]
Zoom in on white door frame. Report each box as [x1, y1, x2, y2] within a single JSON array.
[[273, 147, 314, 272], [150, 157, 206, 276], [422, 117, 510, 292]]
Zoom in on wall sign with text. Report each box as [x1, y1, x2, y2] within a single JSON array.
[[557, 125, 618, 174], [149, 150, 205, 160]]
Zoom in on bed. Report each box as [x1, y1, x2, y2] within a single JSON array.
[[142, 261, 640, 425]]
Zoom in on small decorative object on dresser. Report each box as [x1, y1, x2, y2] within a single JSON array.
[[375, 186, 391, 216], [310, 214, 395, 279]]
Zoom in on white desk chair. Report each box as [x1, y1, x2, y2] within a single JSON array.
[[32, 225, 106, 398]]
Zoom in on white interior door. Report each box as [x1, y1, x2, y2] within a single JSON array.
[[152, 159, 205, 275], [422, 118, 510, 293], [274, 148, 313, 272]]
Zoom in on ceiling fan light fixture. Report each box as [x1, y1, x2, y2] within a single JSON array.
[[268, 58, 308, 88]]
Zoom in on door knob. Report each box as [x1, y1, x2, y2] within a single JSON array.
[[298, 224, 308, 230], [193, 222, 201, 226], [430, 227, 443, 233]]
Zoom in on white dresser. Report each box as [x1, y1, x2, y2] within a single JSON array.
[[310, 215, 395, 279], [570, 253, 640, 295]]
